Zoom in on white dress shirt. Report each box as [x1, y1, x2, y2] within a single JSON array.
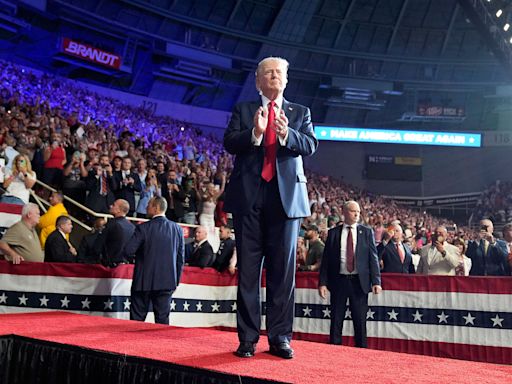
[[252, 94, 288, 146], [340, 224, 358, 275]]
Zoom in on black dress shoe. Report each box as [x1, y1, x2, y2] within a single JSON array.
[[235, 342, 256, 358], [269, 342, 294, 359]]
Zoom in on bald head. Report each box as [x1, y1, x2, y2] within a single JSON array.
[[110, 199, 130, 217], [343, 201, 360, 226]]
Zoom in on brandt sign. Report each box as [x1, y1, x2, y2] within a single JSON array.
[[61, 38, 122, 69]]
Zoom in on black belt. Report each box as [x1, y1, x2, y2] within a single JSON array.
[[340, 274, 359, 279]]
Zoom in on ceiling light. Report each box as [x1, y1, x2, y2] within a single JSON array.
[[497, 9, 503, 17]]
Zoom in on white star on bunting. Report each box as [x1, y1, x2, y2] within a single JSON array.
[[463, 312, 475, 325], [323, 307, 331, 318], [60, 296, 70, 308], [412, 310, 423, 322], [183, 301, 190, 311], [490, 314, 504, 328], [170, 300, 176, 311], [344, 309, 352, 319], [437, 311, 449, 324], [387, 309, 398, 320], [366, 309, 375, 319], [0, 292, 7, 304], [39, 295, 49, 307], [211, 302, 220, 312], [231, 302, 237, 312], [81, 297, 91, 309], [18, 294, 28, 306], [302, 306, 312, 317], [196, 302, 203, 311], [104, 299, 114, 310], [123, 298, 131, 310]]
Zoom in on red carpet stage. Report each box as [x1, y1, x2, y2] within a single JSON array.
[[0, 311, 511, 384]]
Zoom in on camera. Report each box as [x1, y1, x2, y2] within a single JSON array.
[[480, 225, 489, 231]]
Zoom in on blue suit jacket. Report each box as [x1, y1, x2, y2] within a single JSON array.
[[319, 224, 381, 293], [467, 239, 510, 276], [223, 100, 318, 218], [379, 241, 415, 274], [125, 216, 185, 291]]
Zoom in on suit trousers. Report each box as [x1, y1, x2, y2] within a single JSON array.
[[233, 177, 300, 345], [130, 290, 173, 324], [330, 274, 369, 348]]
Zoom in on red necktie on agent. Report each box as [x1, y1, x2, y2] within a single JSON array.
[[397, 243, 405, 264], [346, 226, 355, 272], [261, 101, 277, 182]]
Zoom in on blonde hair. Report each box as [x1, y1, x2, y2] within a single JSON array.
[[12, 154, 34, 176]]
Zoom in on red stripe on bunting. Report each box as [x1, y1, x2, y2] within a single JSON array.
[[0, 203, 23, 215], [293, 271, 512, 294]]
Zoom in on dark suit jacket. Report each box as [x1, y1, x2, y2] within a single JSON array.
[[102, 217, 135, 264], [319, 224, 381, 293], [467, 239, 510, 276], [113, 171, 142, 212], [44, 230, 76, 263], [212, 238, 236, 272], [223, 100, 318, 218], [379, 241, 415, 274], [125, 216, 184, 292], [188, 240, 215, 268], [85, 170, 117, 214]]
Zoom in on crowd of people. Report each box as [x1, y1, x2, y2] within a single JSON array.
[[0, 59, 510, 277]]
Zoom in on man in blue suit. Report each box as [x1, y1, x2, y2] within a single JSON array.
[[125, 196, 184, 324], [379, 223, 415, 274], [223, 56, 318, 359], [319, 201, 382, 348]]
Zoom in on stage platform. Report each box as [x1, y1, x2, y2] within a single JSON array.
[[0, 312, 510, 384]]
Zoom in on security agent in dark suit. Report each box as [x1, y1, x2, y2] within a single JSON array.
[[223, 57, 318, 359], [125, 196, 185, 324], [101, 199, 135, 267], [467, 219, 510, 276], [212, 225, 237, 273], [319, 201, 382, 348], [379, 223, 415, 274], [44, 216, 77, 263], [187, 225, 215, 268], [112, 157, 142, 216]]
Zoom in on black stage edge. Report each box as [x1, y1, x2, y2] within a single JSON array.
[[0, 336, 284, 384]]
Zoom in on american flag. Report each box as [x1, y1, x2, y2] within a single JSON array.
[[0, 261, 510, 364]]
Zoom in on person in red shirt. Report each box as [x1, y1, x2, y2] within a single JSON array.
[[42, 133, 66, 189]]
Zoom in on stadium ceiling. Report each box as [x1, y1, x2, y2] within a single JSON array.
[[11, 0, 512, 127]]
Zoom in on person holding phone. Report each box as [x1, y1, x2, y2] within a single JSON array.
[[466, 219, 510, 276], [416, 226, 460, 275], [1, 154, 36, 205]]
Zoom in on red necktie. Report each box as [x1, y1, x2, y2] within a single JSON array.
[[100, 172, 108, 195], [397, 243, 405, 264], [346, 226, 355, 272], [261, 101, 277, 182]]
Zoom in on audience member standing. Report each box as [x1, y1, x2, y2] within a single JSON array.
[[125, 196, 184, 324], [85, 154, 117, 214], [113, 157, 142, 216], [44, 216, 77, 263], [101, 199, 135, 267], [1, 154, 36, 205], [0, 203, 43, 263], [416, 226, 460, 275], [38, 191, 68, 248], [77, 217, 106, 264], [379, 223, 415, 274], [42, 134, 66, 189], [318, 201, 382, 348], [466, 219, 510, 276], [298, 224, 324, 272]]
